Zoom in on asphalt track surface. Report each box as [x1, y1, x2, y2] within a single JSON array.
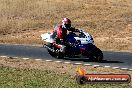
[[0, 44, 132, 70]]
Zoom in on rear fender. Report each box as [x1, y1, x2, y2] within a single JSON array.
[[41, 32, 54, 43]]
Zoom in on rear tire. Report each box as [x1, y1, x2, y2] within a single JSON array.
[[56, 52, 64, 59], [48, 50, 55, 57], [47, 43, 55, 57]]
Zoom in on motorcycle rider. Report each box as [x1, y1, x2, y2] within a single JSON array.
[[52, 18, 79, 52], [53, 18, 79, 44]]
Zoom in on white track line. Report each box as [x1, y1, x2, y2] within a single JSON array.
[[93, 65, 100, 67], [13, 57, 18, 59], [83, 64, 91, 66], [45, 60, 53, 62], [1, 55, 132, 71], [74, 63, 82, 65], [104, 66, 111, 68], [0, 56, 8, 58], [55, 61, 62, 63], [129, 69, 132, 71], [121, 68, 128, 70], [35, 59, 42, 61], [22, 58, 29, 60], [112, 67, 119, 69], [64, 62, 71, 64]]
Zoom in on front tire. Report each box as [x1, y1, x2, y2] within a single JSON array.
[[89, 48, 103, 62]]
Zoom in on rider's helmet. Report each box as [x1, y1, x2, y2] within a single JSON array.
[[62, 18, 71, 29]]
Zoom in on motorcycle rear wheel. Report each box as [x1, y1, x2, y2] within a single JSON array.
[[47, 43, 55, 57], [56, 52, 64, 59]]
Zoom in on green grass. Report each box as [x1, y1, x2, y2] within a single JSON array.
[[0, 66, 131, 88]]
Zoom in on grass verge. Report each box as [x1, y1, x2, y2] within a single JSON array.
[[0, 0, 132, 51], [0, 57, 132, 88], [0, 66, 132, 88]]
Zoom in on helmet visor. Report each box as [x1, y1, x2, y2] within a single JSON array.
[[64, 24, 71, 29]]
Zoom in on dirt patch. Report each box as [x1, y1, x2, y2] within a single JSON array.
[[0, 0, 132, 51]]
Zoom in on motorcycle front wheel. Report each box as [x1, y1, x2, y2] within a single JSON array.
[[89, 48, 103, 62]]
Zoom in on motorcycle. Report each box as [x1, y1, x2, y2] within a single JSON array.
[[41, 29, 103, 62]]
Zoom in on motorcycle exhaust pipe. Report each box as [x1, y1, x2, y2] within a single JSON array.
[[43, 44, 55, 52], [43, 44, 63, 53]]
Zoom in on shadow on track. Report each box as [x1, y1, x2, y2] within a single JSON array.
[[63, 58, 123, 63], [100, 60, 123, 63]]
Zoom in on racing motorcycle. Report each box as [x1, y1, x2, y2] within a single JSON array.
[[41, 29, 103, 62]]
